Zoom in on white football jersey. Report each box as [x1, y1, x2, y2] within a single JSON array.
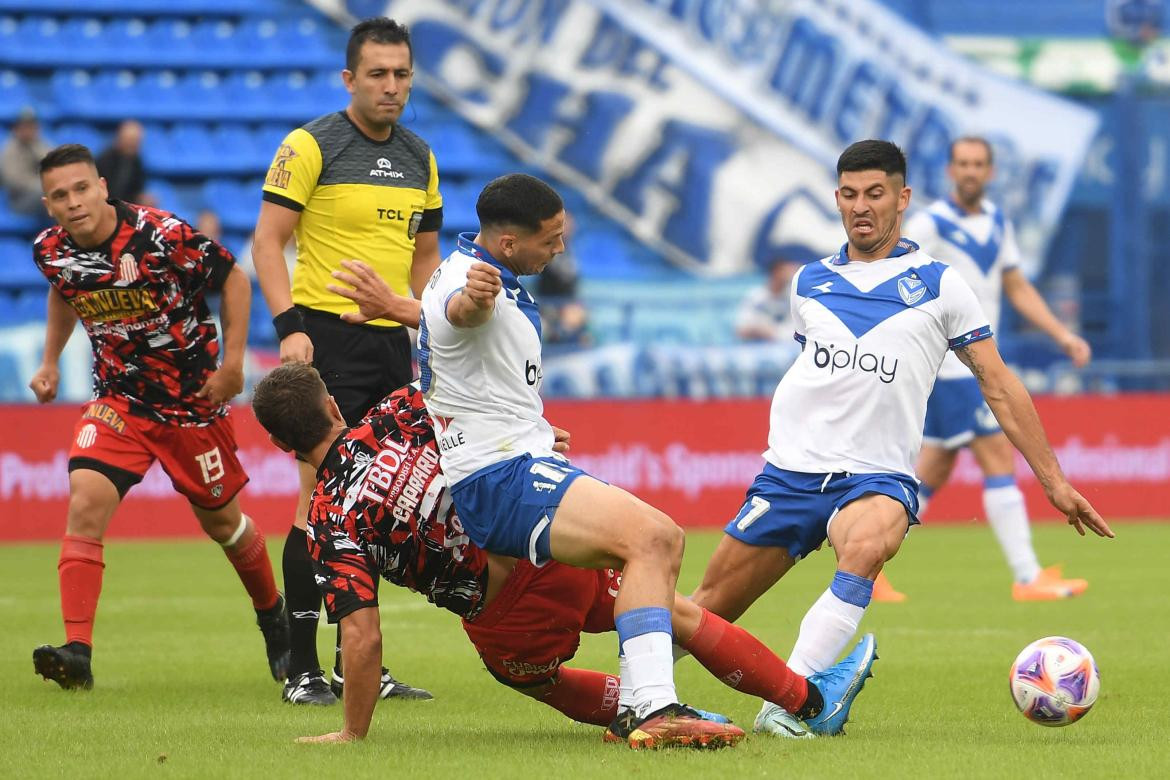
[[904, 199, 1020, 379], [417, 234, 555, 485], [766, 239, 992, 478]]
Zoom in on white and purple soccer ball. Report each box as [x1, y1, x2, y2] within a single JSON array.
[[1009, 636, 1100, 727]]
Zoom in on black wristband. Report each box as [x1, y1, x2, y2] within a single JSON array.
[[272, 307, 306, 341]]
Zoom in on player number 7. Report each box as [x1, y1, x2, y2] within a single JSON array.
[[736, 496, 770, 531]]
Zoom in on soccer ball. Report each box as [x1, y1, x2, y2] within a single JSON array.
[[1009, 636, 1100, 727]]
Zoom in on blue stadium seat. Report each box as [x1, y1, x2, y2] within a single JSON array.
[[59, 18, 117, 66], [13, 287, 48, 322], [146, 179, 189, 217], [209, 124, 267, 174], [0, 198, 41, 238], [429, 123, 511, 177], [2, 17, 61, 67], [254, 124, 290, 160], [103, 18, 151, 67], [49, 122, 107, 154], [202, 179, 262, 232], [440, 181, 481, 234], [150, 18, 207, 69], [188, 19, 243, 68], [0, 239, 43, 285], [176, 71, 231, 121], [306, 69, 348, 109], [0, 69, 32, 122]]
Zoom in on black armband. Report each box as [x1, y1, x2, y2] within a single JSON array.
[[272, 307, 307, 341]]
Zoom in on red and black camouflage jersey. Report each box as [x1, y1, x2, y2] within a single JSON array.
[[32, 199, 235, 425], [307, 385, 490, 623]]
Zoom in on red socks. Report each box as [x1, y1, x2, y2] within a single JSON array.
[[223, 522, 280, 611], [59, 535, 105, 647], [682, 607, 809, 714], [537, 667, 621, 726]]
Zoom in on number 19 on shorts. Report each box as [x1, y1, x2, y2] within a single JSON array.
[[195, 447, 225, 484]]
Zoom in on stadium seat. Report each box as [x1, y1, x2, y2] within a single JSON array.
[[439, 181, 481, 234], [49, 122, 107, 154], [306, 70, 348, 110], [0, 239, 43, 286], [2, 17, 61, 67], [59, 18, 118, 67], [176, 71, 232, 122], [12, 287, 48, 323], [143, 124, 217, 176], [189, 19, 245, 69], [0, 199, 41, 238], [0, 69, 32, 122], [208, 124, 267, 174], [202, 179, 262, 232], [429, 123, 512, 177]]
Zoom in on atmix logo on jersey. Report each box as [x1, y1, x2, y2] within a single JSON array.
[[812, 341, 898, 384], [369, 157, 405, 179]]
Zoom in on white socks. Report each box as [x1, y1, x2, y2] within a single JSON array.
[[983, 483, 1042, 583], [787, 573, 871, 677], [621, 632, 677, 717]]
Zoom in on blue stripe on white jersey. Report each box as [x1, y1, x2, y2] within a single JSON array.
[[767, 243, 991, 477], [418, 309, 433, 393], [797, 258, 945, 339], [927, 200, 1005, 275]]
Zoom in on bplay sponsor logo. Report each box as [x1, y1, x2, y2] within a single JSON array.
[[812, 341, 898, 383]]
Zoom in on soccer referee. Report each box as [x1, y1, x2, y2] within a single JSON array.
[[253, 17, 440, 706]]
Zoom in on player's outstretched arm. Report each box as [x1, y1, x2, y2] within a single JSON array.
[[252, 200, 312, 364], [446, 262, 501, 328], [1002, 269, 1091, 367], [29, 288, 78, 403], [295, 606, 382, 743], [955, 339, 1113, 538], [328, 259, 420, 328], [196, 266, 249, 404]]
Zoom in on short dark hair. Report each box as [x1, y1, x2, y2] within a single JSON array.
[[836, 140, 907, 180], [949, 136, 994, 165], [251, 363, 335, 454], [346, 17, 412, 72], [39, 143, 96, 175], [476, 174, 564, 233]]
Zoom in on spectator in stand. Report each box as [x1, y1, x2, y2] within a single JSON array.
[[196, 209, 223, 242], [534, 213, 590, 347], [734, 257, 802, 342], [1, 107, 51, 217], [96, 120, 147, 203]]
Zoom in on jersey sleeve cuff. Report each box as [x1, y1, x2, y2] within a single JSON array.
[[418, 206, 443, 233], [443, 288, 464, 326], [261, 190, 305, 212], [794, 332, 806, 346], [949, 325, 993, 350]]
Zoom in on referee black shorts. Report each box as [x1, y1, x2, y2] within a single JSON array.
[[298, 306, 414, 426]]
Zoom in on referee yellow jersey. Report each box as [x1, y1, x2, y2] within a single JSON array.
[[261, 111, 442, 327]]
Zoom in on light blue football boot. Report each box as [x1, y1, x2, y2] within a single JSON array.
[[804, 633, 878, 736]]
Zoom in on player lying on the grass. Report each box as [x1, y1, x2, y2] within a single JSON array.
[[251, 363, 876, 747], [28, 144, 289, 692]]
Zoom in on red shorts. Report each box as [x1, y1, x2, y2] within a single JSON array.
[[68, 396, 248, 509], [461, 560, 621, 687]]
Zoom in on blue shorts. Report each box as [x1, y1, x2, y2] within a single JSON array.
[[922, 376, 1001, 449], [450, 454, 587, 566], [723, 464, 920, 561]]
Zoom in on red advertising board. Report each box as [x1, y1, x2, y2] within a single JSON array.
[[1, 395, 1167, 541]]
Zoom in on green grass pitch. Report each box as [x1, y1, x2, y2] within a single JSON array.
[[3, 521, 1167, 778]]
